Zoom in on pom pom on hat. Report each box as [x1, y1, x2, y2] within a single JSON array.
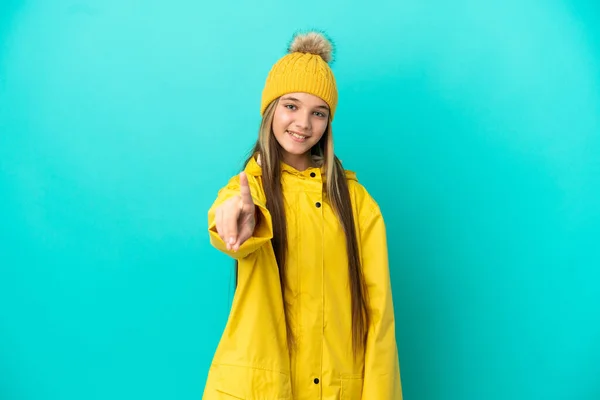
[[288, 31, 334, 64], [261, 30, 338, 119]]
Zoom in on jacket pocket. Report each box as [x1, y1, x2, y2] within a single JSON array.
[[341, 375, 364, 400], [215, 363, 292, 400]]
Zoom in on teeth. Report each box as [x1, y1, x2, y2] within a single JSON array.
[[288, 130, 306, 139]]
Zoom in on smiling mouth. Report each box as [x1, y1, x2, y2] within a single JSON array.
[[286, 130, 309, 141]]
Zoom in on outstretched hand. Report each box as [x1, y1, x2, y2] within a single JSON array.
[[214, 172, 256, 252]]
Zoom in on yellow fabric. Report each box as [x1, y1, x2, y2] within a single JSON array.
[[203, 156, 402, 400], [261, 51, 338, 120]]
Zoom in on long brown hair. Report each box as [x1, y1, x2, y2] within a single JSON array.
[[236, 98, 370, 356]]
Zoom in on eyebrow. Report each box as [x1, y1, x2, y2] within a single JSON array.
[[281, 96, 330, 111]]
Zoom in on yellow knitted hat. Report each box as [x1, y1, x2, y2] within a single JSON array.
[[261, 31, 338, 120]]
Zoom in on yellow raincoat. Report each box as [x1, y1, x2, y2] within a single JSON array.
[[203, 155, 402, 399]]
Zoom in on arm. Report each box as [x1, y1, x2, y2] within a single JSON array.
[[360, 205, 403, 399], [207, 172, 273, 260]]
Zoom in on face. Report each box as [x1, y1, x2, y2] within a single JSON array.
[[272, 92, 330, 169]]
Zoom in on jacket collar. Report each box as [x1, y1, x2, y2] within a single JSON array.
[[245, 154, 357, 181]]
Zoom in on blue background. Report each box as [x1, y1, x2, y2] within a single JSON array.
[[1, 0, 599, 399]]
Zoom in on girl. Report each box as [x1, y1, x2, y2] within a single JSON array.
[[203, 31, 402, 400]]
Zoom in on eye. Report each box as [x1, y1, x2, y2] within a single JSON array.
[[314, 111, 327, 118], [285, 104, 297, 110]]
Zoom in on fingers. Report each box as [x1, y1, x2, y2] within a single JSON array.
[[215, 173, 254, 252], [239, 172, 254, 206], [232, 215, 254, 252], [220, 197, 241, 250]]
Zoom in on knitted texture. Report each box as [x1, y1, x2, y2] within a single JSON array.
[[261, 46, 338, 120]]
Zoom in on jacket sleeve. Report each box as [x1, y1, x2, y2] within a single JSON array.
[[207, 174, 273, 260], [360, 205, 403, 399]]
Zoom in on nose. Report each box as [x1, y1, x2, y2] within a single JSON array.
[[294, 110, 311, 131]]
